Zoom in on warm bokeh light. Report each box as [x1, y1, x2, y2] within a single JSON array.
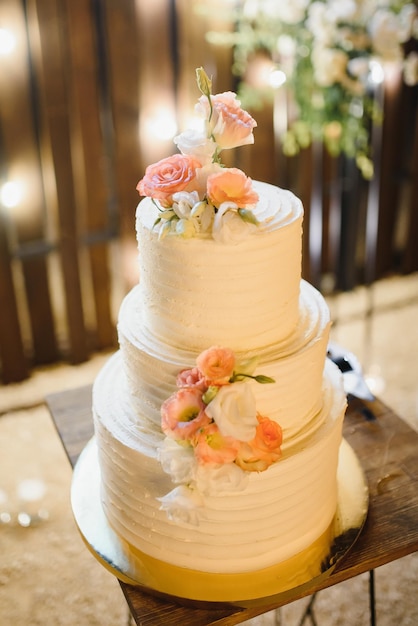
[[369, 60, 385, 85], [143, 108, 178, 142], [268, 69, 287, 89], [0, 180, 24, 209], [0, 28, 16, 56]]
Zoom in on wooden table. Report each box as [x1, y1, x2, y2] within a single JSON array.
[[46, 387, 418, 626]]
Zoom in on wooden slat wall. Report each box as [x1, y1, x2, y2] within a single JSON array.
[[0, 0, 417, 383]]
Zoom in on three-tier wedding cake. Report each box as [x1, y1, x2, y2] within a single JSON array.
[[91, 68, 347, 601]]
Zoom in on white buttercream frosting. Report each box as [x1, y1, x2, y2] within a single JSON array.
[[92, 178, 347, 578], [135, 181, 303, 352], [93, 354, 346, 573], [118, 278, 330, 441]]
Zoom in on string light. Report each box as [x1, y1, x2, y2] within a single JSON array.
[[369, 60, 385, 85], [0, 181, 24, 209], [143, 108, 178, 142], [268, 69, 286, 89], [0, 28, 16, 56]]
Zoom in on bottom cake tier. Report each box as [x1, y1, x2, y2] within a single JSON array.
[[71, 435, 368, 606], [92, 352, 350, 577]]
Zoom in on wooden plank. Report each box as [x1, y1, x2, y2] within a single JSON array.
[[64, 0, 116, 349], [323, 152, 342, 288], [176, 1, 234, 102], [103, 0, 142, 288], [176, 0, 220, 131], [0, 217, 28, 383], [297, 146, 314, 283], [336, 156, 363, 291], [0, 0, 58, 366], [28, 0, 88, 363], [242, 103, 277, 184], [402, 89, 418, 274], [46, 387, 418, 626], [375, 68, 404, 279]]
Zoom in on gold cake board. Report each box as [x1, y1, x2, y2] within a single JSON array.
[[71, 437, 368, 608]]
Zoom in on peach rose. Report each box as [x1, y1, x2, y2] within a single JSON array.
[[161, 387, 210, 441], [235, 414, 282, 472], [196, 346, 235, 385], [196, 91, 257, 150], [136, 154, 201, 206], [194, 423, 240, 466], [206, 169, 259, 209], [253, 414, 283, 452]]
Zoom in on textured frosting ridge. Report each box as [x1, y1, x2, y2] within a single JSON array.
[[92, 172, 347, 576], [94, 354, 345, 573], [118, 279, 330, 441], [135, 182, 303, 352]]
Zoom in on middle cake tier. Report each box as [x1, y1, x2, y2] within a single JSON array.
[[118, 279, 330, 442]]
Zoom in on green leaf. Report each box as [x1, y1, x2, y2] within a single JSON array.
[[230, 372, 275, 384], [238, 208, 258, 225], [253, 375, 275, 384], [202, 386, 219, 404]]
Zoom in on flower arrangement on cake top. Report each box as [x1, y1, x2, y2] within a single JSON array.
[[158, 346, 282, 525], [136, 68, 261, 243]]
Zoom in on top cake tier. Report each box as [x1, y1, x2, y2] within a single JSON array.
[[135, 181, 303, 353]]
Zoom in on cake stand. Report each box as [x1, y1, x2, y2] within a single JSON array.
[[71, 436, 368, 608]]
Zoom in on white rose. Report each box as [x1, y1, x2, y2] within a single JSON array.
[[398, 4, 418, 43], [158, 437, 195, 484], [404, 51, 418, 86], [158, 485, 204, 526], [212, 203, 258, 245], [262, 0, 309, 24], [205, 381, 258, 442], [307, 3, 334, 45], [347, 57, 371, 80], [194, 463, 249, 496], [328, 0, 358, 22], [369, 10, 403, 61], [312, 46, 349, 86], [174, 129, 216, 164]]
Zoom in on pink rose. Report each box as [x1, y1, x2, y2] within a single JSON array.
[[136, 154, 201, 206], [196, 346, 235, 385], [161, 387, 210, 441], [176, 367, 207, 391], [194, 423, 240, 466], [196, 92, 257, 150], [235, 414, 282, 472], [206, 169, 259, 209]]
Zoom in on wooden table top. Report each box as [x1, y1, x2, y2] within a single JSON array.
[[46, 387, 418, 626]]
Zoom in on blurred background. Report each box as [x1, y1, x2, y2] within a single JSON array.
[[1, 3, 418, 625], [0, 0, 417, 384]]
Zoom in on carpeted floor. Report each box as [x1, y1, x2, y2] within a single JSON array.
[[1, 274, 417, 625]]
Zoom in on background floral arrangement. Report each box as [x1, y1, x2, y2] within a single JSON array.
[[207, 0, 418, 178], [136, 68, 262, 243], [158, 346, 282, 524]]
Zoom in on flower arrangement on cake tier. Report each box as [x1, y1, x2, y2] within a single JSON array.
[[136, 67, 262, 244], [158, 346, 282, 525]]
